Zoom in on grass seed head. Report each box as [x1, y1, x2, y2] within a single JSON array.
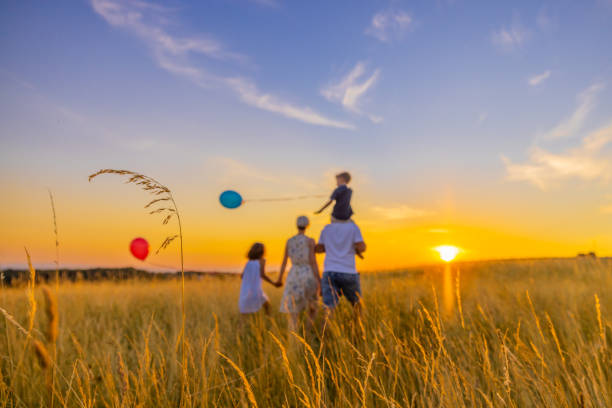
[[42, 286, 58, 344], [33, 340, 51, 370]]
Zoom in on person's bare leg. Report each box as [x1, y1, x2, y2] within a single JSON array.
[[263, 301, 271, 315]]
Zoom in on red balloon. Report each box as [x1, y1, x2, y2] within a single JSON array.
[[130, 237, 149, 261]]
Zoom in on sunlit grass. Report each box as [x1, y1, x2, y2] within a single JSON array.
[[0, 258, 611, 406]]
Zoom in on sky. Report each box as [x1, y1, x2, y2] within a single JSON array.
[[1, 0, 612, 272]]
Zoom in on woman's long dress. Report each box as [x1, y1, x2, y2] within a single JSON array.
[[280, 234, 318, 314]]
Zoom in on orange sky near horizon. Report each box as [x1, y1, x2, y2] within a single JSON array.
[[2, 168, 610, 273]]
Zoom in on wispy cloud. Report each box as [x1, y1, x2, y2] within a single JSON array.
[[491, 18, 529, 51], [210, 156, 281, 184], [321, 62, 381, 123], [503, 83, 611, 189], [372, 205, 433, 220], [365, 9, 413, 43], [210, 156, 323, 190], [503, 123, 612, 189], [91, 0, 352, 129], [540, 83, 604, 140], [528, 70, 551, 86], [92, 0, 242, 62], [229, 77, 354, 129]]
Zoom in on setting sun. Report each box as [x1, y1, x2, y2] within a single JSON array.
[[434, 245, 460, 262]]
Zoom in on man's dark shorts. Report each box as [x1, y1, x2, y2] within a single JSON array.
[[321, 271, 361, 308]]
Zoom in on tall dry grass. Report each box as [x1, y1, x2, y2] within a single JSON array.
[[48, 190, 60, 290], [0, 258, 611, 407], [88, 168, 187, 399]]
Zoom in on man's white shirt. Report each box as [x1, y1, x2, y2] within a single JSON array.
[[318, 223, 363, 274]]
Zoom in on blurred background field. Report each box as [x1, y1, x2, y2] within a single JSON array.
[[1, 258, 611, 407]]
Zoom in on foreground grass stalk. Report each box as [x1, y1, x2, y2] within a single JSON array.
[[1, 258, 86, 407], [9, 249, 38, 398], [48, 190, 60, 290], [456, 268, 465, 329], [88, 169, 187, 403], [42, 286, 58, 407], [217, 352, 258, 408], [594, 294, 605, 349]]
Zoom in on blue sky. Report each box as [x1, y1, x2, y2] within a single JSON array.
[[2, 0, 612, 269]]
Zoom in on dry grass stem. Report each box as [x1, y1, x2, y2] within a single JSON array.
[[42, 287, 59, 344], [48, 190, 60, 289]]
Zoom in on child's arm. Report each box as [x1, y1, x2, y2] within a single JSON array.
[[276, 243, 289, 285], [314, 199, 333, 215], [259, 258, 281, 287]]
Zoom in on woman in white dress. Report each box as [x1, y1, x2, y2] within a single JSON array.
[[277, 216, 321, 329]]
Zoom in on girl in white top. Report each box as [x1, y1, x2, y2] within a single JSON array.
[[239, 243, 280, 314]]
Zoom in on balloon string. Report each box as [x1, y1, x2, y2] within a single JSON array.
[[146, 194, 329, 269], [244, 194, 327, 203]]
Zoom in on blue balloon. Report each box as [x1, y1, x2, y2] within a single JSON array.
[[219, 190, 243, 209]]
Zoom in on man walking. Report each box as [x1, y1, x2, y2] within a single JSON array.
[[315, 221, 366, 318]]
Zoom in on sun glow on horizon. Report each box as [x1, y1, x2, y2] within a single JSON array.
[[434, 245, 460, 263]]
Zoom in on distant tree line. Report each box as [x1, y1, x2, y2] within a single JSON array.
[[0, 268, 237, 286]]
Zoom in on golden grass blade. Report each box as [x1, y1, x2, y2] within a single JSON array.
[[595, 294, 605, 349], [42, 287, 58, 344], [25, 248, 37, 333], [0, 306, 32, 339], [545, 313, 564, 363], [217, 352, 258, 408], [117, 352, 130, 399], [48, 190, 60, 289], [456, 269, 465, 329], [526, 290, 546, 345], [33, 340, 51, 370], [268, 331, 294, 386], [360, 352, 376, 408]]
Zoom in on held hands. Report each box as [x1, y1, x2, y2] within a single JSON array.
[[274, 279, 283, 287]]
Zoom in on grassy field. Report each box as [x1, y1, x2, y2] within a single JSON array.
[[1, 258, 611, 407]]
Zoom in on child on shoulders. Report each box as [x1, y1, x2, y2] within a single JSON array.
[[315, 171, 353, 222], [315, 172, 363, 258]]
